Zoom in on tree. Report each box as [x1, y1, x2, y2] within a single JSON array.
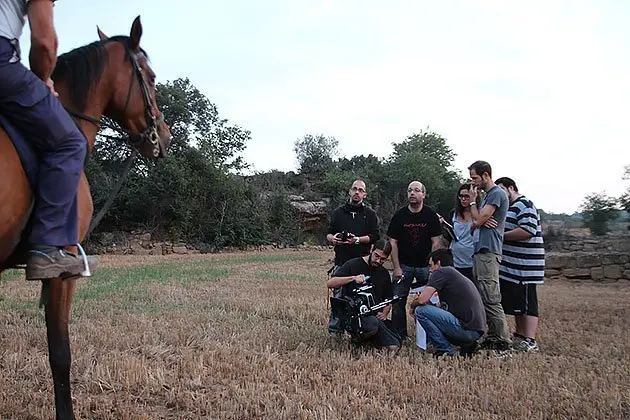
[[155, 78, 250, 171], [580, 193, 619, 235], [383, 131, 462, 216], [293, 134, 339, 181], [620, 165, 630, 213]]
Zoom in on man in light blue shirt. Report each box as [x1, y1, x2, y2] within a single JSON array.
[[468, 160, 511, 350]]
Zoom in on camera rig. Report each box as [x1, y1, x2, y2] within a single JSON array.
[[330, 284, 403, 335]]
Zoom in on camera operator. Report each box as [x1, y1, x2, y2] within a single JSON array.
[[326, 179, 380, 333], [327, 239, 401, 350], [409, 249, 487, 357]]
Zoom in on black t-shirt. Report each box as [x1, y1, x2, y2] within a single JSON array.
[[426, 267, 486, 332], [387, 205, 442, 266], [333, 257, 392, 304], [328, 202, 380, 266]]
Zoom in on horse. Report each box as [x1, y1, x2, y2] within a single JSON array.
[[0, 16, 171, 420]]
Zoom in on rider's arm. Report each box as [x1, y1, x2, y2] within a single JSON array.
[[27, 0, 58, 82]]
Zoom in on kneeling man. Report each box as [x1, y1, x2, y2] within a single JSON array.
[[327, 239, 401, 350], [410, 249, 486, 357]]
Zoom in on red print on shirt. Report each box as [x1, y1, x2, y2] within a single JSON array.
[[404, 223, 427, 246]]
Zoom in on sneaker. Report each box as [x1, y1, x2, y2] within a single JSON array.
[[26, 248, 86, 281], [511, 338, 539, 353]]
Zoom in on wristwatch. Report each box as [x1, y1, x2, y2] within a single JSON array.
[[469, 202, 477, 206], [354, 236, 361, 245]]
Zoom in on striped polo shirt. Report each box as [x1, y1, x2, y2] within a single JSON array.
[[499, 195, 545, 285]]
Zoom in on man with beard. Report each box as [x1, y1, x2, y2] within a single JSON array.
[[410, 249, 486, 357], [387, 181, 442, 340], [326, 179, 380, 333], [468, 161, 511, 351], [327, 239, 401, 350]]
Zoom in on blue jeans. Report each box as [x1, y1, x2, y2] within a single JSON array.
[[0, 37, 85, 247], [414, 304, 483, 355], [391, 265, 429, 338]]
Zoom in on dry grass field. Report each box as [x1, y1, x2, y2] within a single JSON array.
[[1, 250, 629, 419]]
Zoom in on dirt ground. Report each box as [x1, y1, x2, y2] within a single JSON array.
[[1, 250, 629, 419]]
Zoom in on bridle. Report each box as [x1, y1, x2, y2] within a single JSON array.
[[66, 42, 163, 157]]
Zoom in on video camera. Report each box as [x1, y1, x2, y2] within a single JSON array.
[[337, 230, 353, 242], [330, 284, 402, 335]]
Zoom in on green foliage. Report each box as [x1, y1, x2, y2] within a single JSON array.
[[580, 193, 619, 235], [86, 79, 466, 250], [293, 134, 339, 182], [155, 78, 250, 171], [620, 165, 630, 213], [384, 131, 461, 214]]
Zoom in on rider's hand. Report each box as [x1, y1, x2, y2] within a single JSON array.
[[45, 78, 58, 97]]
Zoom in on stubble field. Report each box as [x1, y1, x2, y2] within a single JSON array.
[[1, 250, 629, 419]]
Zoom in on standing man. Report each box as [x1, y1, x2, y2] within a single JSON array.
[[468, 161, 511, 351], [495, 177, 544, 352], [326, 179, 380, 333], [0, 0, 88, 280], [387, 181, 442, 340]]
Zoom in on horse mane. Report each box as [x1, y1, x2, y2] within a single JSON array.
[[51, 35, 147, 112]]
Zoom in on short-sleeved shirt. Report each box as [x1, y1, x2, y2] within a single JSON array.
[[0, 0, 28, 42], [333, 257, 392, 304], [499, 195, 545, 284], [426, 266, 486, 332], [387, 205, 442, 267], [474, 185, 508, 255]]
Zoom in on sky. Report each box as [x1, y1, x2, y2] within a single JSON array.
[[18, 0, 630, 213]]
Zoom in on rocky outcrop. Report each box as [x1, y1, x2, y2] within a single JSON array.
[[289, 195, 329, 234]]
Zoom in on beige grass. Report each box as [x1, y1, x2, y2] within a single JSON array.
[[1, 250, 629, 419]]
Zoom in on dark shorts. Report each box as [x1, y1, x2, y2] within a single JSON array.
[[354, 317, 401, 348], [500, 281, 539, 317]]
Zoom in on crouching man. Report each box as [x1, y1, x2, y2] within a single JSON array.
[[409, 249, 486, 357], [327, 239, 401, 350]]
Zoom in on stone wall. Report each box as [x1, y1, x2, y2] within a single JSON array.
[[544, 233, 630, 281], [545, 252, 630, 281], [546, 233, 630, 253]]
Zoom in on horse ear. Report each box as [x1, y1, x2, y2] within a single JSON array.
[[129, 16, 143, 51], [97, 26, 109, 41]]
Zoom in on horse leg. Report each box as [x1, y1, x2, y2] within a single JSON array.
[[44, 277, 77, 420]]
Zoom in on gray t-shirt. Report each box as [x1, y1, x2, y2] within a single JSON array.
[[474, 185, 508, 255], [426, 266, 486, 332], [0, 0, 28, 42]]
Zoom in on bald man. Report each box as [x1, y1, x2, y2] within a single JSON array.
[[387, 181, 442, 340]]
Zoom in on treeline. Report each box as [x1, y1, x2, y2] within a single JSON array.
[[85, 78, 464, 249]]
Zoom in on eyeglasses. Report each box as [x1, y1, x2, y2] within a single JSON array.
[[459, 194, 470, 199], [351, 187, 366, 193], [408, 188, 424, 193]]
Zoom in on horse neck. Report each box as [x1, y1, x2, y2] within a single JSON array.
[[56, 44, 123, 153]]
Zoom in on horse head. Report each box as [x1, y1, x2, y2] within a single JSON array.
[[96, 16, 171, 158]]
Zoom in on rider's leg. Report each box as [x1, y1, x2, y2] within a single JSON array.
[[0, 37, 87, 279]]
